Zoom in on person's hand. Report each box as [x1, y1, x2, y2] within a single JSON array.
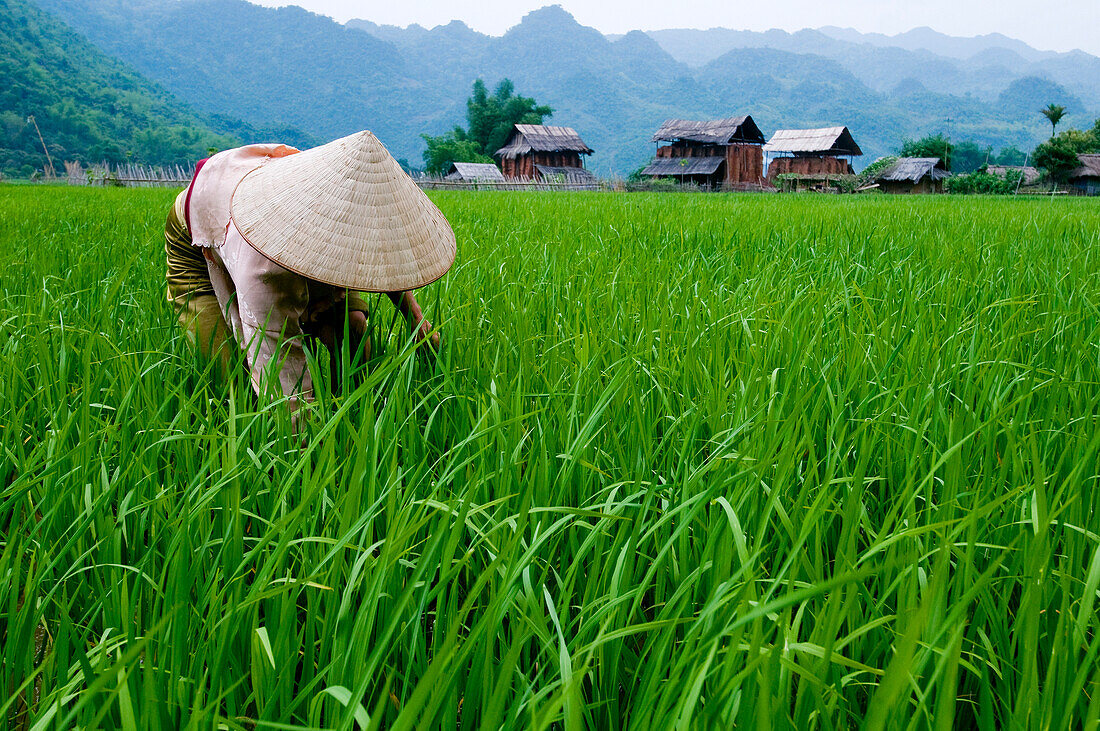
[[303, 291, 344, 325], [416, 320, 441, 356]]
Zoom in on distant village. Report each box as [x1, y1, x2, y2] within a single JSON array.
[[438, 117, 1100, 196], [54, 115, 1100, 196]]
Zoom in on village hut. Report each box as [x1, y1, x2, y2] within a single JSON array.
[[444, 162, 505, 183], [495, 124, 594, 181], [875, 157, 948, 194], [641, 116, 765, 188], [987, 165, 1041, 186], [763, 127, 863, 184], [1068, 154, 1100, 196]]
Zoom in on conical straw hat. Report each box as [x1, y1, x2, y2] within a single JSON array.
[[230, 130, 456, 292]]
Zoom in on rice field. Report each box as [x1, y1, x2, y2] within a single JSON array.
[[2, 184, 1100, 729]]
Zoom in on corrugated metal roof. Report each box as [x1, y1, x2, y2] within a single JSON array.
[[534, 165, 597, 183], [652, 116, 764, 145], [1070, 154, 1100, 179], [877, 157, 947, 183], [763, 126, 863, 156], [445, 162, 505, 182], [641, 157, 725, 176], [495, 125, 594, 158]]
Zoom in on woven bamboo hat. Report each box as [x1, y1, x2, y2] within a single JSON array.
[[230, 130, 456, 292]]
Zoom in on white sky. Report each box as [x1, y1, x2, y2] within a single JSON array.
[[251, 0, 1100, 55]]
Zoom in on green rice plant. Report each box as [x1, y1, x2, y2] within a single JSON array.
[[1, 185, 1099, 729]]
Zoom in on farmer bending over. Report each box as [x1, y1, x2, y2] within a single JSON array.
[[164, 131, 455, 407]]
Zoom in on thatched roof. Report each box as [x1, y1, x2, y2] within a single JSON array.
[[641, 157, 724, 177], [764, 127, 863, 156], [652, 116, 765, 145], [534, 165, 597, 183], [495, 125, 593, 159], [1070, 154, 1100, 180], [987, 165, 1041, 185], [445, 162, 505, 182], [877, 157, 947, 183]]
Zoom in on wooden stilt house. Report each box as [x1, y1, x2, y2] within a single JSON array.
[[495, 124, 595, 182], [642, 116, 765, 188], [764, 127, 863, 184]]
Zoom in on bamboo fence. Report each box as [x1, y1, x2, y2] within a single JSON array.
[[64, 161, 194, 187]]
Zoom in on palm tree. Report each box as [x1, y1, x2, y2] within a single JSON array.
[[1040, 104, 1067, 138]]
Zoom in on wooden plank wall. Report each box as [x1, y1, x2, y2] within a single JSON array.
[[725, 144, 764, 185], [502, 152, 585, 179], [656, 144, 717, 159], [501, 156, 534, 179], [533, 152, 584, 169], [766, 156, 853, 183], [880, 179, 943, 194]]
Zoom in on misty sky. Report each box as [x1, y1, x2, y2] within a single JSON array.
[[251, 0, 1100, 55]]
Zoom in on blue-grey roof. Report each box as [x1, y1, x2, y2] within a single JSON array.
[[641, 157, 725, 176], [445, 162, 505, 182]]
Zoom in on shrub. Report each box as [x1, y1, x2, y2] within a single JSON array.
[[858, 156, 898, 187], [945, 168, 1024, 194]]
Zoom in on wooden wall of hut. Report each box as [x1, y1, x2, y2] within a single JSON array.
[[656, 144, 718, 159], [767, 156, 853, 183], [533, 152, 584, 169], [1070, 178, 1100, 196], [501, 156, 534, 179], [725, 144, 764, 186], [501, 152, 586, 180], [879, 179, 943, 195]]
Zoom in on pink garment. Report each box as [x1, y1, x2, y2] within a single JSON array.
[[187, 143, 333, 404]]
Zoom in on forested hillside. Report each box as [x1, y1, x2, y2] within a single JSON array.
[[32, 0, 427, 164], [24, 0, 1098, 173], [0, 0, 238, 175]]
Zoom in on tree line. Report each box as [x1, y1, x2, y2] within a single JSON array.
[[901, 112, 1099, 183]]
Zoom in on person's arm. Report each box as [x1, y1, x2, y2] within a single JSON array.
[[345, 291, 373, 360], [387, 291, 440, 350]]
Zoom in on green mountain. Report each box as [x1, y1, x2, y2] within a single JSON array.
[[0, 0, 240, 176], [26, 1, 1098, 174], [31, 0, 427, 160]]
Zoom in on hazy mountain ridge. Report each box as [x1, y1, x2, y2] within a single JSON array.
[[816, 26, 1059, 61], [632, 26, 1100, 103], [28, 1, 1097, 173], [347, 8, 1092, 168]]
